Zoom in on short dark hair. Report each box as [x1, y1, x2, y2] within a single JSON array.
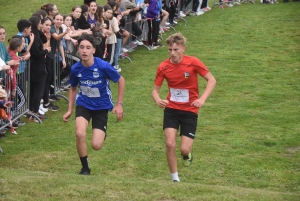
[[77, 33, 96, 48], [17, 19, 32, 32]]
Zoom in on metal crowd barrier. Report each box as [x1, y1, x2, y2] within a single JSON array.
[[0, 59, 34, 129]]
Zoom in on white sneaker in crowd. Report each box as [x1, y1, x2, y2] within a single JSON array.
[[179, 11, 186, 17], [159, 27, 164, 34], [121, 47, 129, 53], [39, 109, 45, 115], [133, 40, 144, 46], [114, 65, 122, 72], [196, 10, 205, 15], [39, 104, 48, 113]]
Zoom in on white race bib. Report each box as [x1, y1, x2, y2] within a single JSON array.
[[170, 88, 189, 103], [80, 86, 100, 98]]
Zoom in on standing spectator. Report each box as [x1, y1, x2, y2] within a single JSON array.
[[28, 16, 51, 122], [146, 0, 160, 49], [45, 14, 70, 109], [105, 4, 118, 66], [111, 1, 131, 72]]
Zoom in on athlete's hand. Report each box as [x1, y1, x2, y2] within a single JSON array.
[[112, 105, 124, 121], [156, 99, 169, 108], [63, 111, 72, 122], [191, 98, 205, 108]]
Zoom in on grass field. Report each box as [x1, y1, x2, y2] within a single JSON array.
[[0, 0, 300, 200]]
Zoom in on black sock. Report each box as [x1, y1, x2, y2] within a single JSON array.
[[80, 156, 89, 169]]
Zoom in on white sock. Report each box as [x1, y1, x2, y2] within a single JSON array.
[[171, 172, 180, 182]]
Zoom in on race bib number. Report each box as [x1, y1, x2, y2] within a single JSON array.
[[170, 88, 189, 103], [80, 86, 100, 98]]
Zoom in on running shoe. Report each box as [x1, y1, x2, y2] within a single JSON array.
[[182, 152, 193, 167], [79, 167, 91, 175]]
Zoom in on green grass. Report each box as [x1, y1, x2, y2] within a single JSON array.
[[0, 0, 300, 200]]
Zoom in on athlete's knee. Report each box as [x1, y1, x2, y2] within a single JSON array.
[[180, 146, 191, 156], [91, 141, 103, 150], [76, 130, 86, 141], [165, 140, 176, 150]]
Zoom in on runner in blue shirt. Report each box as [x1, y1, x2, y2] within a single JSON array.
[[63, 33, 125, 175]]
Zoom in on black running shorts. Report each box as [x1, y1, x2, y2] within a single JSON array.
[[76, 106, 108, 133], [163, 107, 198, 139]]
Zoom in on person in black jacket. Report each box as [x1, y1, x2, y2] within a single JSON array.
[[28, 16, 51, 122], [78, 5, 94, 30]]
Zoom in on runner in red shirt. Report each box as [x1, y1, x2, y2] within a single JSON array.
[[152, 33, 216, 182]]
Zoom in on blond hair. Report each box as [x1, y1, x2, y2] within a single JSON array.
[[165, 33, 186, 47]]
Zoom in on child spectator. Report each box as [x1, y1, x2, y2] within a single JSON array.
[[7, 36, 27, 125], [16, 19, 34, 95], [0, 84, 13, 138]]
